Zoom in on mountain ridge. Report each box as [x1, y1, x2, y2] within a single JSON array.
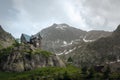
[[38, 23, 111, 54], [61, 24, 120, 72]]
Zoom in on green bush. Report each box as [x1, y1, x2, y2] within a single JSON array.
[[32, 49, 52, 58], [0, 46, 14, 58], [0, 65, 120, 80], [102, 65, 111, 79], [0, 65, 80, 80], [12, 40, 20, 47], [67, 57, 73, 62], [0, 44, 3, 49]]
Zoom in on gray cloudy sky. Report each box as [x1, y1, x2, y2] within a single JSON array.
[[0, 0, 120, 38]]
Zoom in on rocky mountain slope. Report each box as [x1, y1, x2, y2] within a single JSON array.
[[61, 25, 120, 72], [38, 23, 111, 54], [87, 25, 120, 62], [0, 25, 15, 49], [85, 30, 111, 40]]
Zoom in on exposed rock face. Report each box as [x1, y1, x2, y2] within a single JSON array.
[[39, 23, 86, 53], [64, 25, 120, 72], [0, 25, 15, 48], [0, 46, 65, 72], [87, 25, 120, 59], [38, 23, 111, 55]]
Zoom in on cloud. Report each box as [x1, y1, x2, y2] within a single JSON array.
[[63, 0, 90, 30], [79, 0, 120, 30], [0, 0, 120, 38]]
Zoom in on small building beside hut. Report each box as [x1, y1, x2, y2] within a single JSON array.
[[21, 33, 42, 48]]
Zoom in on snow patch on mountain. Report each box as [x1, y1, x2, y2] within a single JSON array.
[[61, 40, 74, 47], [56, 25, 67, 30], [65, 47, 76, 54], [56, 47, 76, 55], [56, 52, 64, 55], [117, 59, 120, 62], [83, 36, 94, 42], [63, 41, 67, 45], [56, 50, 67, 55]]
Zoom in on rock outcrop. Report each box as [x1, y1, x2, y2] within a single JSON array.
[[0, 45, 65, 72]]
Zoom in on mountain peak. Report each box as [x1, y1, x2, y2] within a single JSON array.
[[52, 23, 69, 27], [60, 23, 69, 26], [51, 23, 69, 30]]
